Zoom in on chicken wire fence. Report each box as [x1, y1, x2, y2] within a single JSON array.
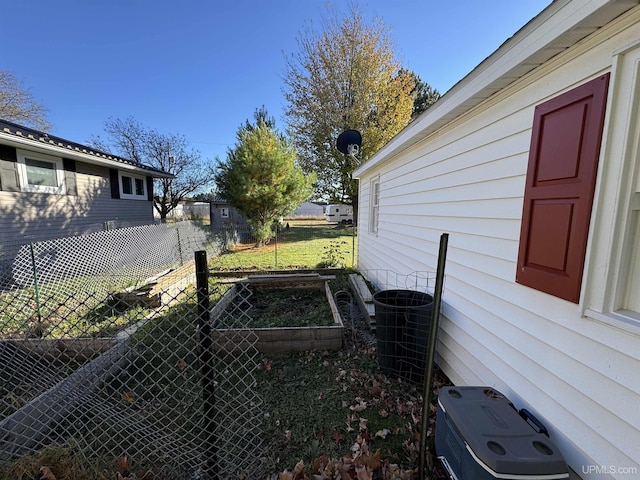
[[360, 270, 438, 385], [0, 223, 266, 479]]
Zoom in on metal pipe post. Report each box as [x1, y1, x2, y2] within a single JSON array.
[[274, 224, 279, 269], [352, 225, 356, 267], [195, 250, 217, 479], [29, 242, 43, 327], [418, 233, 448, 479]]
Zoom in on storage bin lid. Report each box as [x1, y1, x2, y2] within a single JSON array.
[[438, 386, 568, 476]]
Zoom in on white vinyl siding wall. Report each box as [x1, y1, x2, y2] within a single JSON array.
[[356, 11, 640, 478]]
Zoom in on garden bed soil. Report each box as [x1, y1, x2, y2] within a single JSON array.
[[211, 274, 343, 353]]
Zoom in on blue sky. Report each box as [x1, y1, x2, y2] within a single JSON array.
[[2, 0, 550, 163]]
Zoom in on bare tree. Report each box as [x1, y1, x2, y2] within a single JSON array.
[[0, 70, 50, 130], [92, 117, 213, 221]]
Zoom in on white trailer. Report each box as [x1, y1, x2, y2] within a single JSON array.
[[325, 204, 353, 224]]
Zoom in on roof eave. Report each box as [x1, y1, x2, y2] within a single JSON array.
[[354, 0, 640, 177], [0, 131, 174, 179]]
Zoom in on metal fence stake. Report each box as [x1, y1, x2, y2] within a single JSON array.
[[177, 227, 184, 265], [274, 224, 279, 269], [352, 226, 356, 267], [195, 250, 218, 479], [419, 233, 448, 480], [29, 242, 43, 327]]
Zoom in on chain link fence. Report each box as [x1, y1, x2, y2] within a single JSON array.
[[0, 219, 451, 479], [0, 220, 359, 479], [0, 222, 266, 478]]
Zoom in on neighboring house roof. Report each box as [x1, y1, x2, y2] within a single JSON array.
[[355, 0, 640, 176], [0, 119, 173, 178]]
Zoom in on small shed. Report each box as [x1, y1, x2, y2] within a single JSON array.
[[209, 196, 248, 228], [290, 201, 325, 218]]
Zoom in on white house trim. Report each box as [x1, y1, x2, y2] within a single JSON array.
[[355, 0, 640, 178], [583, 38, 640, 327], [16, 149, 66, 195]]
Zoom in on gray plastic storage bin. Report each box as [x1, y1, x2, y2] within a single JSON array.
[[436, 386, 569, 480]]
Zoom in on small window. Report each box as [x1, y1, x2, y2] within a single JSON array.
[[220, 207, 229, 218], [17, 150, 65, 194], [369, 177, 380, 234], [122, 176, 133, 195], [119, 172, 147, 200]]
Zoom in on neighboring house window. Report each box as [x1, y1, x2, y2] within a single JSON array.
[[119, 172, 147, 200], [369, 176, 380, 233], [16, 150, 65, 194], [516, 74, 610, 303], [220, 207, 229, 218]]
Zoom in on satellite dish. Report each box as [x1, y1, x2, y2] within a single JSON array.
[[336, 129, 362, 156]]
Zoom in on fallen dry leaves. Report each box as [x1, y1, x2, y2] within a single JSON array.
[[259, 344, 451, 480], [272, 436, 415, 480]]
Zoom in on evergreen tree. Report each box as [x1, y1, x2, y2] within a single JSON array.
[[215, 108, 315, 245], [402, 69, 441, 120]]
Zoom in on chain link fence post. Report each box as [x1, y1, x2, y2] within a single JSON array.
[[352, 225, 356, 268], [274, 224, 279, 269], [419, 233, 448, 479], [28, 242, 42, 327], [176, 226, 184, 266], [195, 250, 217, 479]]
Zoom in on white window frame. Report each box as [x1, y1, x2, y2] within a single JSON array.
[[119, 172, 147, 200], [16, 149, 66, 194], [584, 41, 640, 331], [369, 176, 380, 234], [220, 207, 229, 218]]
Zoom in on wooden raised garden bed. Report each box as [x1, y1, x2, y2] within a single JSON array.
[[211, 274, 343, 353]]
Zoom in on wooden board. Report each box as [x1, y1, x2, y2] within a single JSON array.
[[239, 273, 336, 290], [348, 274, 376, 332]]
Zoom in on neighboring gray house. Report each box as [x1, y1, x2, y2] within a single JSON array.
[[0, 119, 173, 245], [354, 1, 640, 478]]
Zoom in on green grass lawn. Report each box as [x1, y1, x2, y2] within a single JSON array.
[[210, 221, 357, 271]]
